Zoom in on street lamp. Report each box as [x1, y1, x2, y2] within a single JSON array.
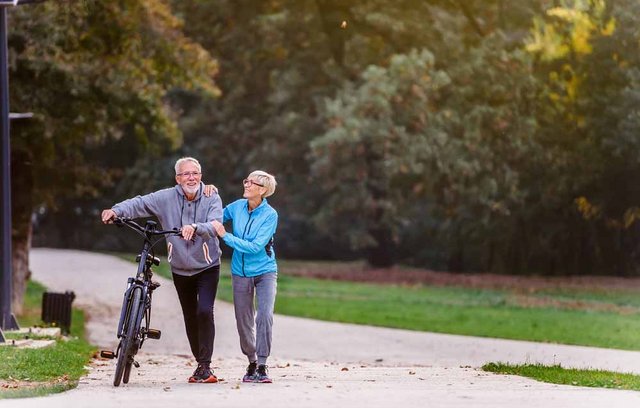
[[0, 0, 35, 343]]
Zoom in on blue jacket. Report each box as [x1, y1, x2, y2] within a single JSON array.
[[222, 198, 278, 277]]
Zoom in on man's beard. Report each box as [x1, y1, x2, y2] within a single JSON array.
[[182, 184, 199, 195]]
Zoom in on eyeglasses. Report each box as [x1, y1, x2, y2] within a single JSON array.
[[177, 171, 202, 178], [243, 178, 264, 187]]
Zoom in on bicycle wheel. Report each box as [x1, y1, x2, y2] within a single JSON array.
[[122, 360, 133, 384], [114, 287, 142, 387]]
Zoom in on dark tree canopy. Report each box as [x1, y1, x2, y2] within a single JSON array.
[[18, 0, 640, 278]]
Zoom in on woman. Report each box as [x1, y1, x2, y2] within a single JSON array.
[[211, 170, 278, 383]]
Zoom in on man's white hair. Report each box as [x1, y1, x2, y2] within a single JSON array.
[[248, 170, 277, 198], [175, 157, 202, 174]]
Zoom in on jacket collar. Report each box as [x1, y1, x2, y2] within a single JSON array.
[[246, 198, 268, 213]]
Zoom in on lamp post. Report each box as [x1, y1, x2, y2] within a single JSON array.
[[0, 0, 32, 343]]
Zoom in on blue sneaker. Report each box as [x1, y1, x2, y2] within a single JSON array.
[[243, 362, 257, 383], [254, 365, 272, 383]]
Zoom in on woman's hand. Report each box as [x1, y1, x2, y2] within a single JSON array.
[[203, 184, 218, 197], [211, 220, 226, 238]]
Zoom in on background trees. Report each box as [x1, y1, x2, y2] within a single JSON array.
[[16, 0, 640, 287]]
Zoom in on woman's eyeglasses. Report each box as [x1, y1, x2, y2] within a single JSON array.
[[243, 178, 264, 187]]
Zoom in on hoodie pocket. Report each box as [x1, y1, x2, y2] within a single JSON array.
[[203, 242, 213, 264]]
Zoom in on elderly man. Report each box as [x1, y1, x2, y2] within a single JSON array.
[[101, 157, 223, 384]]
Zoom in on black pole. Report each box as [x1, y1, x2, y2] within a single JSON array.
[[0, 5, 18, 342]]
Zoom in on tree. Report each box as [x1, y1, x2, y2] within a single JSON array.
[[309, 50, 450, 266], [9, 0, 219, 312], [310, 25, 540, 268], [515, 0, 640, 274]]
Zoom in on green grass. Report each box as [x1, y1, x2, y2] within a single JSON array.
[[268, 275, 640, 350], [124, 255, 640, 350], [483, 362, 640, 391], [0, 280, 96, 399]]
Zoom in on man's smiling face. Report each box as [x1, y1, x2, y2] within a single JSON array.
[[175, 161, 202, 196]]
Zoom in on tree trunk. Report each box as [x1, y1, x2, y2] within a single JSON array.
[[11, 223, 31, 315], [363, 139, 395, 268], [367, 226, 395, 268], [11, 148, 34, 315], [447, 231, 464, 272]]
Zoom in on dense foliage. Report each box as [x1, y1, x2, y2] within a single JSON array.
[[17, 0, 640, 276], [8, 0, 219, 310]]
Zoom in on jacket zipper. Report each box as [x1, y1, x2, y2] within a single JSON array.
[[241, 212, 254, 276]]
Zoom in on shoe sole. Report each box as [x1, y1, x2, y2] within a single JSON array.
[[189, 376, 218, 383]]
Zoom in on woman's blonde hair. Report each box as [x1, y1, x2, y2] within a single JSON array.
[[249, 170, 277, 198]]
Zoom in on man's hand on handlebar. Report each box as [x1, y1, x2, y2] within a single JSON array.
[[101, 209, 117, 224]]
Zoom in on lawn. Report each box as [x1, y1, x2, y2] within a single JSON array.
[[484, 362, 640, 391], [0, 281, 95, 399]]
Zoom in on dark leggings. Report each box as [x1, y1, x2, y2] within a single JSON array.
[[172, 265, 220, 364]]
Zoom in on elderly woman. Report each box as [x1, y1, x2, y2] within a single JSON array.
[[211, 170, 278, 383]]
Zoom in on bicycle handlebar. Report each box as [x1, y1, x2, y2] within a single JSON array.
[[113, 217, 182, 237]]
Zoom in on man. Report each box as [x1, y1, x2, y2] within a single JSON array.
[[101, 157, 223, 383]]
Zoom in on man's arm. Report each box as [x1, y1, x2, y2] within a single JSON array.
[[194, 194, 223, 238], [101, 190, 167, 224], [112, 191, 166, 219]]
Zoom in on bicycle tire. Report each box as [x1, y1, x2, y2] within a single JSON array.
[[114, 287, 142, 386], [122, 360, 133, 384], [124, 289, 151, 384]]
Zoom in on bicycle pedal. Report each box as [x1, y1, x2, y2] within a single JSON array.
[[149, 280, 161, 291], [133, 360, 140, 368], [146, 329, 161, 340], [100, 350, 115, 359]]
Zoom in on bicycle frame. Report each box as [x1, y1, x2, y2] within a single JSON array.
[[116, 237, 155, 346]]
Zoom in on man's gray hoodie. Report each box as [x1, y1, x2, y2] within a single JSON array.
[[112, 182, 223, 276]]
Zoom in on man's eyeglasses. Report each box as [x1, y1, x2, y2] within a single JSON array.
[[177, 171, 202, 178], [243, 178, 264, 187]]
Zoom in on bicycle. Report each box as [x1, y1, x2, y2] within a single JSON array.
[[99, 217, 181, 387]]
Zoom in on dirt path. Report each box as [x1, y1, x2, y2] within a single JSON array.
[[2, 249, 640, 407]]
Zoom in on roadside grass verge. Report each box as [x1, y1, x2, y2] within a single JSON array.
[[483, 362, 640, 391], [130, 255, 640, 350], [0, 280, 95, 399]]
